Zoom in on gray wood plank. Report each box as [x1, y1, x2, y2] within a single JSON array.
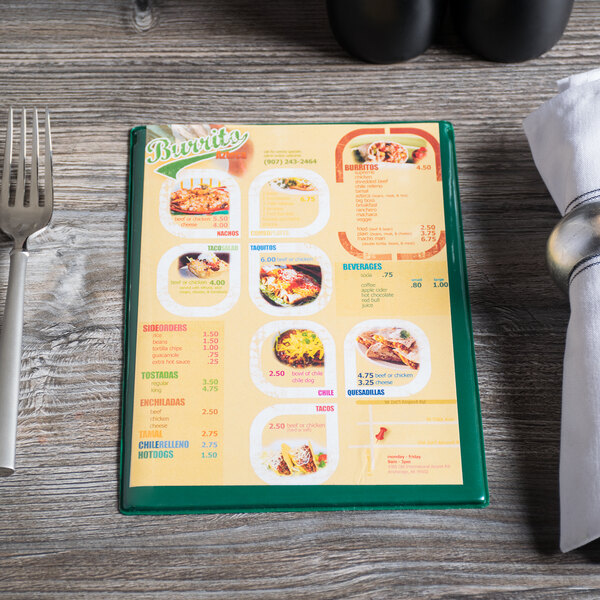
[[1, 1, 600, 598]]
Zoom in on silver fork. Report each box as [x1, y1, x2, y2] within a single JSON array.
[[0, 108, 53, 476]]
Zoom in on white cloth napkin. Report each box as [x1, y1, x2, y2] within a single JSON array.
[[524, 68, 600, 552]]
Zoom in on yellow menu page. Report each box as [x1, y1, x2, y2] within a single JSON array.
[[129, 122, 462, 488]]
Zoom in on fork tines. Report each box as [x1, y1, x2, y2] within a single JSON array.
[[1, 107, 53, 209], [0, 107, 54, 476]]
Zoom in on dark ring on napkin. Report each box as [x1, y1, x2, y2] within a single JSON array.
[[565, 189, 600, 214], [569, 254, 600, 287]]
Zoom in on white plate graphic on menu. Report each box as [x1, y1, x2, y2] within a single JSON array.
[[248, 168, 330, 237], [345, 319, 431, 398], [249, 403, 339, 485]]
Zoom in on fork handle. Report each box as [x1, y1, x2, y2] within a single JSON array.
[[0, 248, 28, 476]]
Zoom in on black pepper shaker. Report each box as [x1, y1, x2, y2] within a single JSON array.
[[451, 0, 574, 62]]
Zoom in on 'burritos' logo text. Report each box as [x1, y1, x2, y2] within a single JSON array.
[[146, 127, 250, 179]]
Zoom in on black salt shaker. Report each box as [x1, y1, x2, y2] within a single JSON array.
[[327, 0, 447, 63]]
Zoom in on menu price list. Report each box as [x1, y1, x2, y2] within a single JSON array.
[[130, 321, 225, 486]]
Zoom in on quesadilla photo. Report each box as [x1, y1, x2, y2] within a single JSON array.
[[357, 326, 420, 370]]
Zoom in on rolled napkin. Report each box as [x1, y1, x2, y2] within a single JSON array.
[[524, 68, 600, 552]]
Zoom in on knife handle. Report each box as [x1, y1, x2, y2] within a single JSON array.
[[0, 248, 29, 476]]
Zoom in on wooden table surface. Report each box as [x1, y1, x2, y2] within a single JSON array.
[[1, 1, 600, 598]]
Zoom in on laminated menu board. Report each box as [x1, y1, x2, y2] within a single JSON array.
[[120, 121, 488, 513]]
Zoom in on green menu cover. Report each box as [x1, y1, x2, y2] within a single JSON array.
[[120, 121, 488, 513]]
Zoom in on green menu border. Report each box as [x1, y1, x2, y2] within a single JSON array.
[[120, 121, 488, 513]]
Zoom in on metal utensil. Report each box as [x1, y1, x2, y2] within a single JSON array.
[[0, 108, 53, 476]]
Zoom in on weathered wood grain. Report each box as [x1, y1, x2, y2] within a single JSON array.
[[1, 0, 600, 598]]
